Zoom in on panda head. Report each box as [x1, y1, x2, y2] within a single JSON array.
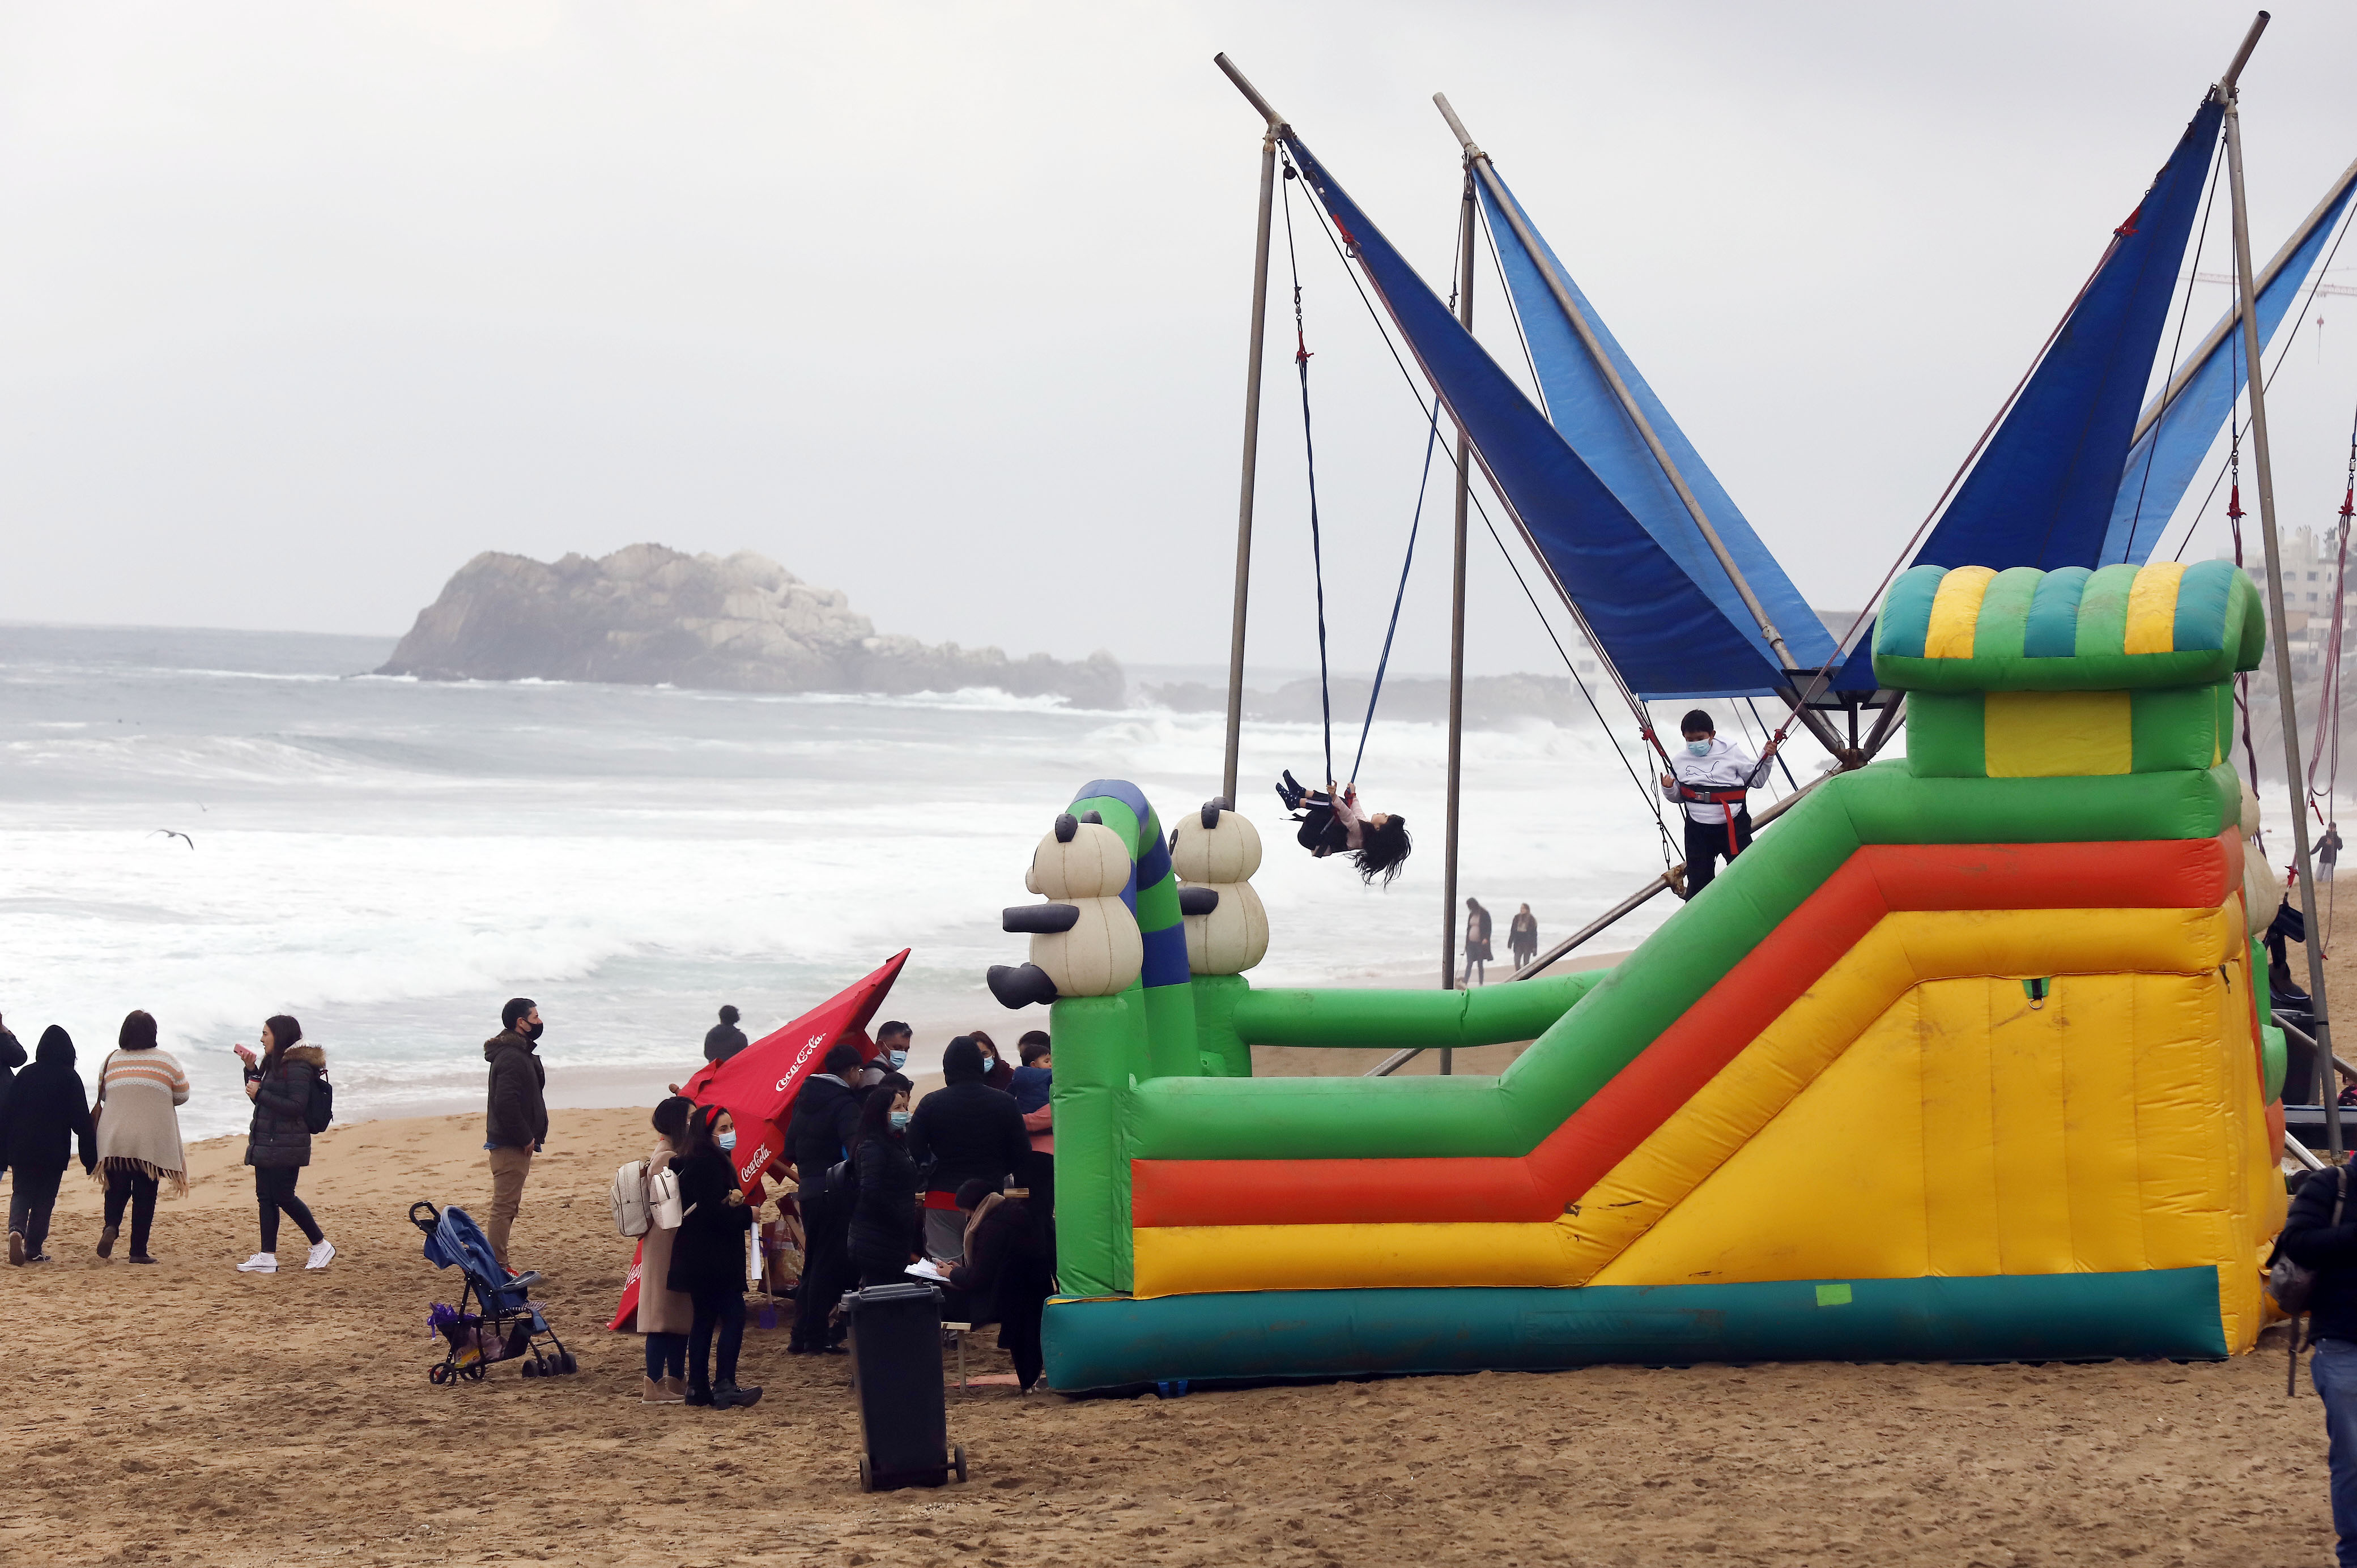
[[1171, 802, 1263, 886], [1028, 816, 1133, 901]]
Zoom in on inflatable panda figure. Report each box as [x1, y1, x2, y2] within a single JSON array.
[[1169, 799, 1269, 975], [986, 812, 1143, 1011], [2241, 782, 2278, 941]]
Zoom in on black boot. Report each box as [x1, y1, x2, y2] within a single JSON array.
[[684, 1381, 714, 1407], [714, 1379, 763, 1410]]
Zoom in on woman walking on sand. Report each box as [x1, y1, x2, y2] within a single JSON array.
[[94, 1010, 189, 1264], [235, 1015, 334, 1275], [1461, 898, 1494, 986], [1, 1026, 95, 1264], [635, 1095, 695, 1404], [1508, 905, 1539, 973]]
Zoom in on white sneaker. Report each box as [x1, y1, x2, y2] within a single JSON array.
[[305, 1239, 335, 1271], [237, 1252, 278, 1273]]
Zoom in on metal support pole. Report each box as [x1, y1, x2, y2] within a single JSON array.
[[2218, 15, 2339, 1157], [1440, 163, 1477, 1076], [1214, 54, 1286, 809]]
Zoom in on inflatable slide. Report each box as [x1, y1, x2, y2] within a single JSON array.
[[991, 561, 2288, 1391]]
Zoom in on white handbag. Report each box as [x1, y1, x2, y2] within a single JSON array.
[[647, 1162, 685, 1230]]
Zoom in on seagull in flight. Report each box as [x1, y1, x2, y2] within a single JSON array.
[[150, 830, 194, 850]]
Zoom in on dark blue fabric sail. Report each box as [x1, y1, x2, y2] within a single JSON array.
[[2100, 172, 2357, 564], [1477, 173, 1837, 679], [1283, 131, 1790, 699], [1914, 100, 2223, 573]]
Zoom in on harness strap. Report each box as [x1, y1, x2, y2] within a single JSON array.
[[1671, 783, 1750, 858]]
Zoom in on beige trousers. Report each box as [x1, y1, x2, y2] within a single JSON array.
[[486, 1144, 533, 1264]]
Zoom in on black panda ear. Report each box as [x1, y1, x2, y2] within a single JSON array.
[[1201, 798, 1227, 830], [1054, 812, 1078, 843], [1080, 811, 1103, 825]]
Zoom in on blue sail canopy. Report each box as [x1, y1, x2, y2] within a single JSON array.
[[1476, 173, 1839, 681], [1912, 100, 2224, 574], [2100, 170, 2357, 564], [1283, 130, 1792, 698]]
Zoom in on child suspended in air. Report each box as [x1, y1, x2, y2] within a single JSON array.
[[1274, 770, 1413, 885]]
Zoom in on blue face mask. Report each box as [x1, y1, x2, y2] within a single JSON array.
[[1686, 739, 1711, 756], [715, 1130, 738, 1152], [889, 1110, 912, 1131], [884, 1049, 907, 1070]]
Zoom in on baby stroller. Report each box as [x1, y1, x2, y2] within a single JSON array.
[[410, 1200, 576, 1383]]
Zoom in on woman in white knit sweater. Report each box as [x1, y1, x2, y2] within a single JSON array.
[[94, 1010, 188, 1264]]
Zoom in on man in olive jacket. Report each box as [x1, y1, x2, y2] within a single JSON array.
[[483, 997, 548, 1267]]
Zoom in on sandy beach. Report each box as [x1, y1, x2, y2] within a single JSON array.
[[0, 1089, 2337, 1567]]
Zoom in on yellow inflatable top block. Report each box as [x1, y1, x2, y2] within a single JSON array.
[[1982, 691, 2131, 778]]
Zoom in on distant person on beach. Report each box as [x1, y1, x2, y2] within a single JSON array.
[[2325, 823, 2345, 884], [857, 1021, 912, 1091], [848, 1081, 921, 1289], [1508, 905, 1539, 972], [1660, 709, 1779, 898], [969, 1030, 1015, 1092], [2, 1026, 94, 1265], [2279, 1164, 2357, 1562], [95, 1009, 188, 1266], [703, 1005, 748, 1065], [1461, 898, 1494, 986], [1274, 771, 1413, 886], [946, 1177, 1053, 1392], [636, 1096, 696, 1403], [234, 1015, 334, 1275], [785, 1040, 864, 1354], [666, 1103, 761, 1410], [483, 998, 549, 1268], [907, 1036, 1028, 1264], [1011, 1031, 1054, 1200]]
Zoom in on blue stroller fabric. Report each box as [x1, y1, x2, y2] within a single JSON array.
[[422, 1203, 546, 1331]]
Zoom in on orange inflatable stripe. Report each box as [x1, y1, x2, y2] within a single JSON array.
[[1130, 833, 2236, 1230]]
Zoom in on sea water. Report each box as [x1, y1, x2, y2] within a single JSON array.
[[0, 624, 1715, 1139]]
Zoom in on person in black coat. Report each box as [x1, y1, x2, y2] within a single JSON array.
[[702, 1005, 749, 1065], [907, 1036, 1029, 1263], [944, 1177, 1054, 1391], [235, 1014, 333, 1273], [2, 1027, 94, 1265], [785, 1041, 865, 1353], [2284, 1164, 2357, 1558], [0, 1012, 25, 1178], [665, 1104, 761, 1411], [848, 1082, 922, 1289]]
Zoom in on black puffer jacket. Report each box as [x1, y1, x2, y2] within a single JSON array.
[[907, 1039, 1029, 1198], [786, 1074, 861, 1198], [483, 1030, 547, 1151], [0, 1028, 94, 1177], [2284, 1165, 2357, 1342], [244, 1044, 325, 1169], [847, 1130, 921, 1277], [665, 1146, 752, 1296]]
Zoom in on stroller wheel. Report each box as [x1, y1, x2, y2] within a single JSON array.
[[428, 1364, 450, 1386], [461, 1360, 486, 1383], [557, 1350, 577, 1375], [522, 1357, 541, 1378]]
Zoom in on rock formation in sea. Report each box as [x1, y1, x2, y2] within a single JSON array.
[[377, 544, 1124, 706]]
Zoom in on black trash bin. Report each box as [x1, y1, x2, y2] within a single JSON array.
[[846, 1281, 967, 1492]]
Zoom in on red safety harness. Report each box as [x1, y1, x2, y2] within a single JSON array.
[[1644, 723, 1778, 860]]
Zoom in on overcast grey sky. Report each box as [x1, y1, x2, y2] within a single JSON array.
[[6, 1, 2357, 678]]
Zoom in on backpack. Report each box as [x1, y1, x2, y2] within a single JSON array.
[[611, 1160, 652, 1238], [648, 1162, 683, 1230], [2271, 1163, 2349, 1391], [304, 1067, 334, 1135]]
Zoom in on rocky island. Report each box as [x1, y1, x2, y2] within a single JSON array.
[[378, 544, 1124, 706]]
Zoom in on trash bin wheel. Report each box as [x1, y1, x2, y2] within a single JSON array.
[[857, 1457, 873, 1493], [951, 1446, 968, 1484]]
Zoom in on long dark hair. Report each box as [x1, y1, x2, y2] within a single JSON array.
[[263, 1014, 303, 1066], [859, 1081, 908, 1140], [1354, 816, 1413, 887], [682, 1102, 726, 1160]]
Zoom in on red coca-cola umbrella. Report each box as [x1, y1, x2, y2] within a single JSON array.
[[608, 949, 909, 1332]]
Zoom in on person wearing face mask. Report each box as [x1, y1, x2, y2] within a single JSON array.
[[1658, 709, 1779, 899], [847, 1084, 922, 1289], [856, 1021, 913, 1092], [482, 997, 549, 1269], [667, 1103, 761, 1409], [968, 1030, 1014, 1093]]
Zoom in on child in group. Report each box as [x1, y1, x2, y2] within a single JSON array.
[[1274, 770, 1413, 885]]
